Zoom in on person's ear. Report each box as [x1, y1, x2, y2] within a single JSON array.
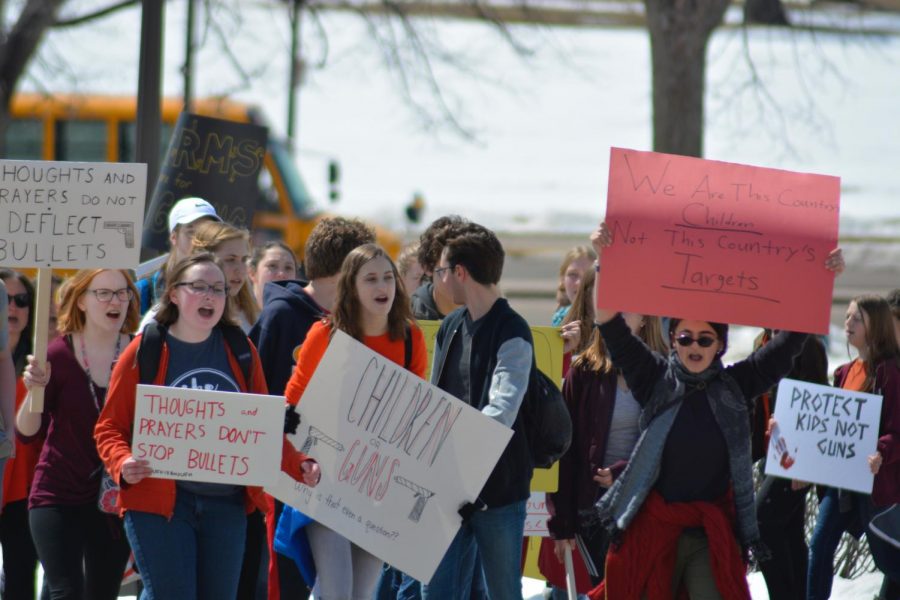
[[716, 341, 725, 356]]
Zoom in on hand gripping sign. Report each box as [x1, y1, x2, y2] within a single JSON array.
[[266, 330, 513, 583]]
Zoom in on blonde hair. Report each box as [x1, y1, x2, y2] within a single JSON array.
[[190, 221, 259, 325], [556, 246, 596, 307]]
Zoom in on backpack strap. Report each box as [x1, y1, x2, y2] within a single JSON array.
[[138, 321, 253, 389], [220, 324, 254, 390], [403, 323, 412, 371], [137, 321, 167, 385]]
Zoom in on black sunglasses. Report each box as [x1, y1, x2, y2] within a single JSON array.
[[8, 293, 29, 309], [675, 334, 717, 348]]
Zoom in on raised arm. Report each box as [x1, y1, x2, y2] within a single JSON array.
[[728, 330, 810, 401]]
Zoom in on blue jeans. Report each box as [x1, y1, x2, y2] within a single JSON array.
[[124, 489, 246, 600], [808, 489, 900, 600], [422, 499, 526, 600]]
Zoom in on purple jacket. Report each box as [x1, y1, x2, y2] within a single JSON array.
[[547, 366, 625, 540], [835, 359, 900, 507]]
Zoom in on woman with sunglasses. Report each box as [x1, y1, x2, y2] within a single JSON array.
[[16, 269, 139, 600], [0, 269, 44, 600], [94, 253, 319, 600], [587, 223, 843, 599]]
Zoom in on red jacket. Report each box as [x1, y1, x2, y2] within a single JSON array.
[[95, 333, 309, 518], [834, 358, 900, 507]]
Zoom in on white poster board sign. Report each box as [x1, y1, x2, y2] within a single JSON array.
[[765, 378, 882, 494], [133, 384, 284, 486], [525, 492, 550, 538], [266, 330, 514, 583], [0, 160, 146, 268]]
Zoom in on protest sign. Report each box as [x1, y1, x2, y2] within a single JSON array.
[[0, 160, 146, 269], [132, 384, 284, 486], [600, 147, 840, 334], [417, 320, 563, 492], [142, 113, 268, 253], [266, 330, 513, 583], [765, 378, 882, 494], [525, 492, 550, 537]]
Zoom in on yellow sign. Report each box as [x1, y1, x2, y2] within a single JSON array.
[[416, 320, 564, 493]]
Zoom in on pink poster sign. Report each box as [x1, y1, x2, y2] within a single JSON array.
[[599, 147, 840, 334]]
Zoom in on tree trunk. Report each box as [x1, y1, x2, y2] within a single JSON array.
[[645, 0, 729, 158]]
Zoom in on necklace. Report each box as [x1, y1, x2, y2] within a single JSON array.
[[78, 332, 123, 413]]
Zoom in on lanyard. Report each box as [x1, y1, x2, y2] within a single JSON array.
[[78, 332, 122, 413]]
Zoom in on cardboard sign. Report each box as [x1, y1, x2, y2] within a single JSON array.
[[142, 113, 268, 252], [765, 378, 882, 494], [266, 330, 513, 583], [132, 384, 285, 486], [0, 160, 146, 268], [525, 492, 550, 537], [600, 148, 840, 334], [417, 320, 564, 492]]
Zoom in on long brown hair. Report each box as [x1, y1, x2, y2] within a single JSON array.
[[332, 244, 412, 342], [56, 269, 140, 335], [190, 220, 259, 324], [555, 246, 595, 307], [572, 269, 666, 374], [853, 294, 900, 392], [155, 253, 238, 329]]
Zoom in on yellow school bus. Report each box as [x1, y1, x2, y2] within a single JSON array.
[[5, 93, 401, 269]]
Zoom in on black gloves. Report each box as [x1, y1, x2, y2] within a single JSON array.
[[458, 499, 487, 523], [284, 404, 301, 435]]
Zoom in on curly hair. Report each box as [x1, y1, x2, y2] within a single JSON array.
[[304, 217, 375, 280], [416, 215, 470, 273]]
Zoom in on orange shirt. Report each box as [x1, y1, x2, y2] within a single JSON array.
[[842, 358, 868, 392], [284, 320, 428, 405], [2, 379, 44, 506]]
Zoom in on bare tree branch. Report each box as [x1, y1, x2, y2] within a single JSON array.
[[53, 0, 140, 28]]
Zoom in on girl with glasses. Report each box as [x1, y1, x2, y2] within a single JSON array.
[[16, 269, 139, 600], [586, 223, 844, 599], [94, 253, 319, 600]]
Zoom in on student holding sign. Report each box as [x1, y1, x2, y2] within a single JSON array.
[[16, 269, 140, 600], [807, 295, 900, 600], [588, 222, 843, 600], [94, 253, 320, 600], [283, 243, 427, 600], [547, 268, 667, 589]]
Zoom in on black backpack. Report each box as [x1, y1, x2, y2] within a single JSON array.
[[138, 321, 254, 387], [521, 364, 572, 469]]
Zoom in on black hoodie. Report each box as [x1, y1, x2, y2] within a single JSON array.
[[410, 281, 444, 321], [249, 279, 326, 396]]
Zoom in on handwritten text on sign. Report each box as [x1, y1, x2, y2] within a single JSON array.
[[0, 160, 146, 269], [266, 330, 512, 583], [133, 384, 284, 486], [765, 378, 881, 494], [599, 148, 840, 333]]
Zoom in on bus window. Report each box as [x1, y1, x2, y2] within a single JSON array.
[[5, 119, 43, 159], [268, 138, 316, 219], [119, 121, 175, 163], [56, 120, 107, 161], [257, 166, 281, 214]]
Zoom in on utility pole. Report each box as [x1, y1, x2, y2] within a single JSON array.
[[286, 0, 304, 146], [183, 0, 196, 112], [136, 0, 165, 204]]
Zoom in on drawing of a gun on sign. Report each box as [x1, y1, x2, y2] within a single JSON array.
[[394, 475, 434, 523], [299, 426, 345, 455]]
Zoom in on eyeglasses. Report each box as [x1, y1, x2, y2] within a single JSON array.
[[175, 281, 228, 297], [7, 293, 29, 308], [675, 334, 717, 348], [87, 288, 134, 303], [433, 266, 452, 279]]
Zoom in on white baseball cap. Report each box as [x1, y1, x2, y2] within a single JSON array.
[[168, 197, 221, 232]]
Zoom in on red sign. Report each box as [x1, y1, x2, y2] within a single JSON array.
[[599, 148, 840, 334]]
